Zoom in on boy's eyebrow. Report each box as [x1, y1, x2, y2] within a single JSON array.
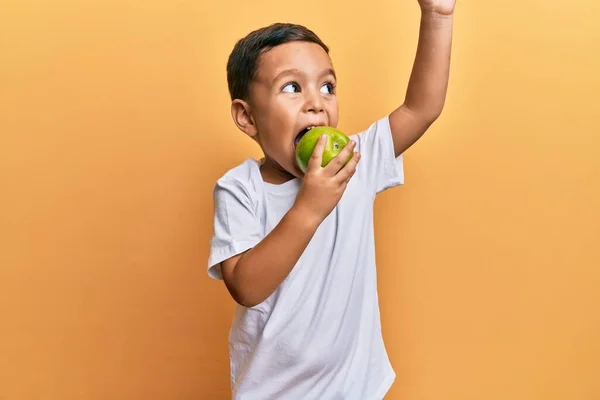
[[272, 68, 337, 84], [323, 68, 337, 80]]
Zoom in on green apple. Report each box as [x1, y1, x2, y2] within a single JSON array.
[[295, 126, 353, 174]]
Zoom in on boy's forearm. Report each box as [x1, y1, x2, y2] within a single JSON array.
[[404, 11, 453, 119], [225, 206, 320, 308]]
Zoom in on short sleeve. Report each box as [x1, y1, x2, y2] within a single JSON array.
[[207, 176, 263, 280], [353, 115, 405, 195]]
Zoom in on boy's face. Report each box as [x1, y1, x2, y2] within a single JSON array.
[[237, 41, 339, 182]]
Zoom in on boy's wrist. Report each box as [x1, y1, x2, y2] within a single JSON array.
[[418, 9, 454, 31], [420, 8, 454, 20], [289, 203, 324, 232]]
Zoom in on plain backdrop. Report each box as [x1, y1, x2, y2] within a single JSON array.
[[1, 0, 599, 399]]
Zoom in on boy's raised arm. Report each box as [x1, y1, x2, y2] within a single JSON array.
[[389, 0, 456, 157]]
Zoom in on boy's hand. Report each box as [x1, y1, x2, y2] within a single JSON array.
[[294, 135, 360, 224], [418, 0, 456, 16]]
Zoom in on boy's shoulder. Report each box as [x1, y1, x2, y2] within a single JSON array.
[[213, 157, 263, 201], [216, 157, 258, 182]]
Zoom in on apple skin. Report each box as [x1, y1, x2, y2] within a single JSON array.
[[295, 126, 353, 174]]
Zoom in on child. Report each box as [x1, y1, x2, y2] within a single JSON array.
[[208, 0, 455, 398]]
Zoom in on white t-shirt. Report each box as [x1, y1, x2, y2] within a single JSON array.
[[208, 115, 404, 400]]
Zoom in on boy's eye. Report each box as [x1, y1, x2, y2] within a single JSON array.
[[282, 82, 300, 93], [320, 82, 336, 94]]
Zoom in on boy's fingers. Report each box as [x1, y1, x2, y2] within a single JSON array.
[[345, 166, 357, 183], [307, 135, 327, 171], [335, 151, 360, 183], [324, 140, 356, 175]]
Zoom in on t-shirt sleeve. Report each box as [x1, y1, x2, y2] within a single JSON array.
[[352, 115, 405, 195], [207, 176, 263, 280]]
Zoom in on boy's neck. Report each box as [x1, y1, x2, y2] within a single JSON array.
[[259, 157, 297, 185]]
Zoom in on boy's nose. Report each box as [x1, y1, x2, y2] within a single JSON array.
[[303, 90, 325, 113]]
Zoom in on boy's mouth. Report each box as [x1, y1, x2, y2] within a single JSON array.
[[294, 126, 317, 147]]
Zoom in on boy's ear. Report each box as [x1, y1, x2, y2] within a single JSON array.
[[231, 99, 258, 139]]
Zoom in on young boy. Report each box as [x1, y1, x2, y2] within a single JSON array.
[[208, 0, 455, 398]]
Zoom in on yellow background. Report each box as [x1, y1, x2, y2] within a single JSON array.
[[1, 0, 599, 399]]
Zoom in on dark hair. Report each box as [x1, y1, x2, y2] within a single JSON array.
[[226, 23, 330, 101]]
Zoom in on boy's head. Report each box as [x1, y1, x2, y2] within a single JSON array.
[[226, 23, 339, 182]]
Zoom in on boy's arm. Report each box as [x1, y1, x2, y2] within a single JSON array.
[[389, 0, 456, 158], [220, 206, 320, 308]]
